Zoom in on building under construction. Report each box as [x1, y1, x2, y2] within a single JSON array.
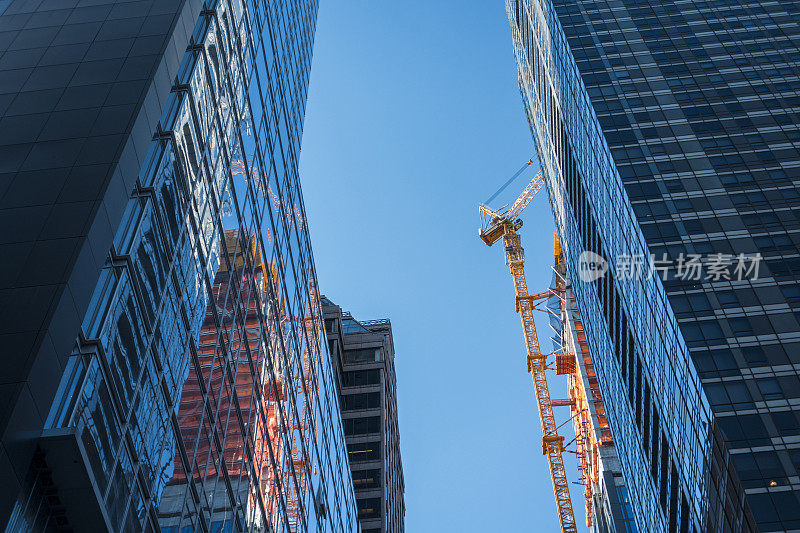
[[479, 174, 633, 532], [549, 238, 635, 533]]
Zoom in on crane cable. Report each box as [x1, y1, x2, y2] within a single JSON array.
[[483, 158, 534, 206]]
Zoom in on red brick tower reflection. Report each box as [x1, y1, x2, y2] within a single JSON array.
[[159, 230, 284, 531], [159, 228, 322, 532]]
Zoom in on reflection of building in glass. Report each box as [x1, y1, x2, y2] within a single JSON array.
[[158, 229, 270, 531], [322, 298, 405, 533], [1, 0, 358, 531], [508, 0, 800, 532], [158, 229, 323, 532]]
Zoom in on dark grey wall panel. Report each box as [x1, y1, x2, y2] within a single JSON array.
[[0, 0, 203, 523]]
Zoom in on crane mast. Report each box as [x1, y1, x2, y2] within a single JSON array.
[[479, 170, 578, 533]]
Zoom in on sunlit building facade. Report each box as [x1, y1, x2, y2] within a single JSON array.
[[508, 0, 800, 532], [1, 0, 358, 531]]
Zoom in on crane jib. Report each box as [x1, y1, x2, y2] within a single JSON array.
[[509, 242, 578, 533], [477, 160, 576, 532], [483, 159, 533, 206]]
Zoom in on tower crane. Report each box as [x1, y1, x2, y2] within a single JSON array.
[[478, 163, 578, 533]]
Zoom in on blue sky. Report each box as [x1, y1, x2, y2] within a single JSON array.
[[299, 2, 584, 531]]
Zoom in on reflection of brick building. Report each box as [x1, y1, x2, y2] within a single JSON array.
[[159, 230, 287, 531]]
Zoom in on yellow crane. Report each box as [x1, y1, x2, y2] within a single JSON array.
[[478, 164, 578, 533]]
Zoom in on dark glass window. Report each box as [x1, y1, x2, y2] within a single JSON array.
[[718, 414, 769, 447], [342, 369, 381, 387], [347, 441, 381, 462], [742, 346, 768, 366], [342, 392, 380, 411], [757, 378, 784, 401], [747, 493, 780, 526], [357, 497, 382, 520], [780, 285, 800, 303], [789, 449, 800, 473], [771, 411, 800, 436], [779, 376, 800, 398], [344, 416, 381, 436], [737, 451, 788, 489], [352, 468, 381, 489], [344, 347, 381, 363]]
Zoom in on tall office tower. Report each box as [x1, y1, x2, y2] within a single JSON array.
[[508, 1, 800, 532], [322, 298, 405, 533], [0, 0, 358, 531]]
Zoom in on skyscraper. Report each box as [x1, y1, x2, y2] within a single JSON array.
[[0, 0, 358, 531], [322, 298, 405, 533], [508, 0, 800, 531]]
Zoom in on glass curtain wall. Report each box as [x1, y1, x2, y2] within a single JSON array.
[[506, 1, 712, 531], [509, 0, 800, 531], [6, 1, 358, 532]]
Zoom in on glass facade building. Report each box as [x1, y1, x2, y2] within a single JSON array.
[[0, 0, 358, 531], [507, 0, 800, 532]]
